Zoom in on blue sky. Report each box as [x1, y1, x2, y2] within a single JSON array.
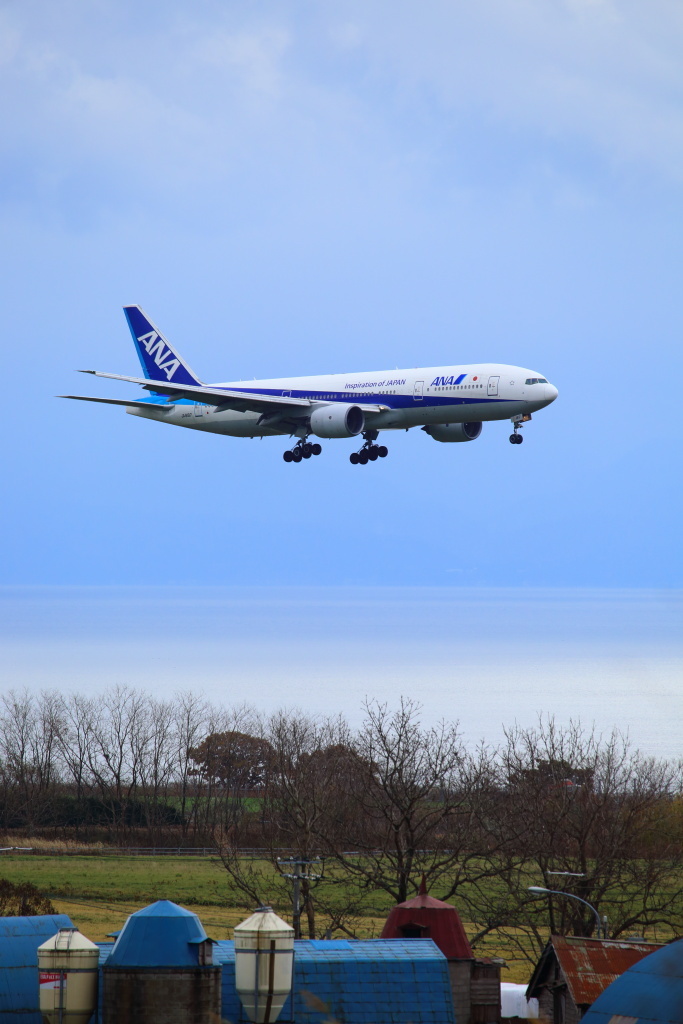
[[1, 2, 682, 749]]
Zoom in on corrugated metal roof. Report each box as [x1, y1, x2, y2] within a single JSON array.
[[214, 938, 456, 1024], [528, 935, 664, 1006], [105, 900, 212, 968], [582, 937, 683, 1023], [0, 914, 73, 1023]]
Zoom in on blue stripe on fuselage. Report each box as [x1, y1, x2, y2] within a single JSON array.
[[215, 387, 506, 410]]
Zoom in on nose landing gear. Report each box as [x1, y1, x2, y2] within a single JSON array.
[[509, 413, 531, 445], [349, 430, 388, 465], [283, 440, 322, 463]]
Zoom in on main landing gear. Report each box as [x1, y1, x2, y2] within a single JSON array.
[[350, 430, 388, 465], [283, 440, 322, 463]]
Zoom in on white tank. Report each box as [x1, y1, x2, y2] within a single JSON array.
[[234, 907, 294, 1024], [38, 927, 100, 1024]]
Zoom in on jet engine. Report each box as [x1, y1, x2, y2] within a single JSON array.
[[422, 422, 482, 442], [309, 404, 365, 439]]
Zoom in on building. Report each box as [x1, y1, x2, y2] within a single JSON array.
[[381, 880, 500, 1023], [526, 935, 664, 1023], [216, 937, 456, 1024], [94, 901, 457, 1024]]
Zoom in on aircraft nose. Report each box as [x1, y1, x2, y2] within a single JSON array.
[[545, 383, 558, 402]]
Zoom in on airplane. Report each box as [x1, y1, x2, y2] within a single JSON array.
[[61, 306, 558, 464]]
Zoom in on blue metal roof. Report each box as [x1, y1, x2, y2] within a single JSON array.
[[105, 900, 211, 968], [582, 937, 683, 1023], [214, 938, 456, 1024], [0, 914, 73, 1023]]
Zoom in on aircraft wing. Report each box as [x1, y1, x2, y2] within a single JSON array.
[[59, 395, 176, 411], [78, 370, 313, 412], [76, 371, 388, 416]]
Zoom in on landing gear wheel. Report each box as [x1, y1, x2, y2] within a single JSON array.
[[515, 433, 524, 444], [509, 433, 518, 444], [350, 452, 360, 465], [311, 443, 322, 456], [283, 450, 293, 463], [378, 445, 388, 457], [302, 449, 312, 459], [368, 446, 379, 461], [358, 450, 369, 465], [291, 448, 303, 462]]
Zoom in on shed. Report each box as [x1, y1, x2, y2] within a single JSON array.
[[214, 938, 456, 1024], [581, 936, 683, 1023], [527, 935, 664, 1023], [0, 914, 73, 1023]]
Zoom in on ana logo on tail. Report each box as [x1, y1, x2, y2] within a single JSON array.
[[138, 331, 180, 381]]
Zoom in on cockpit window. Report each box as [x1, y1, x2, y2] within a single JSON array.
[[525, 377, 548, 385]]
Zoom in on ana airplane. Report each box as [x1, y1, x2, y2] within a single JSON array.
[[62, 306, 558, 464]]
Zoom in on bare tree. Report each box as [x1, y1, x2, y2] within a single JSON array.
[[57, 693, 98, 803], [82, 686, 147, 838], [464, 718, 683, 965], [213, 710, 364, 938], [171, 691, 211, 839], [320, 698, 499, 906], [0, 689, 63, 831]]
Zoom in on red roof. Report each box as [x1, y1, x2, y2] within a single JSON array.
[[529, 935, 664, 1006], [380, 878, 473, 959]]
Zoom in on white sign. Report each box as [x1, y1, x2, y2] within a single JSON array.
[[39, 972, 65, 991]]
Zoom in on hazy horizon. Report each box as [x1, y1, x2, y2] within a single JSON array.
[[3, 585, 681, 759]]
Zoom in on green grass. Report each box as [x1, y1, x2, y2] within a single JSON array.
[[0, 853, 242, 906]]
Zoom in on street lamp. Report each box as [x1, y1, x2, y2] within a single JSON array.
[[528, 886, 605, 938]]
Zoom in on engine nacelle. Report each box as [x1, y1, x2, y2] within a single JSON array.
[[309, 404, 365, 439], [422, 422, 483, 443]]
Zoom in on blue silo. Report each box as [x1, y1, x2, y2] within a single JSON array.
[[582, 936, 683, 1023], [101, 900, 221, 1024], [0, 913, 73, 1023]]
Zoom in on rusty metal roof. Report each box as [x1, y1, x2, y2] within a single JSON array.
[[528, 935, 664, 1006]]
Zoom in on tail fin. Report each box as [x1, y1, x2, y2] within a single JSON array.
[[123, 306, 202, 386]]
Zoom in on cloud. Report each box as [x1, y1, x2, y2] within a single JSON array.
[[3, 0, 683, 227], [330, 0, 683, 180]]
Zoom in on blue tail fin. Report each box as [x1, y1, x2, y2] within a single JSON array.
[[123, 306, 202, 386]]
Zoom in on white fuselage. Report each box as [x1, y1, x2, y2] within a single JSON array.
[[128, 362, 558, 438]]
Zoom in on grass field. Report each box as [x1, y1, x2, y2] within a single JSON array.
[[0, 851, 547, 982]]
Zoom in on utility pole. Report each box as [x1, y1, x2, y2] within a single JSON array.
[[277, 857, 323, 939]]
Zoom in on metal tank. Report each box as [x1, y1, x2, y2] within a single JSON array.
[[38, 927, 99, 1024], [234, 907, 294, 1024], [101, 900, 221, 1024]]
